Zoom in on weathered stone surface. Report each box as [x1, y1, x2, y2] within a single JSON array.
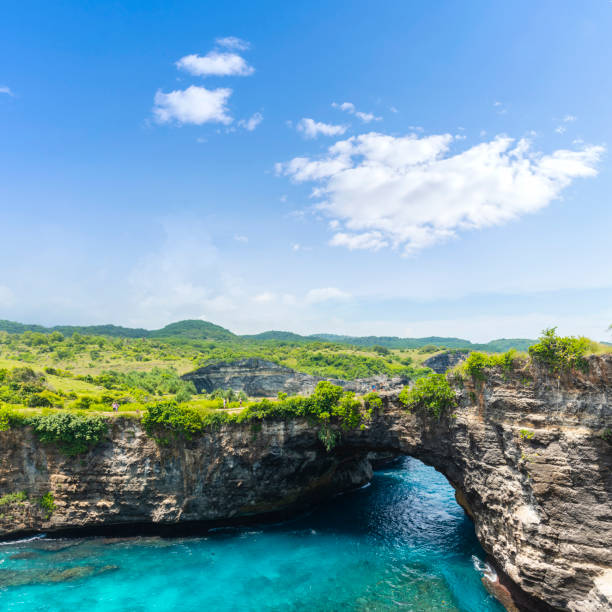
[[181, 357, 405, 396], [1, 355, 611, 611], [423, 349, 469, 373]]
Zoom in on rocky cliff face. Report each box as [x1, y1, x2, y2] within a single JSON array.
[[181, 357, 404, 396], [1, 355, 611, 611], [423, 349, 470, 373]]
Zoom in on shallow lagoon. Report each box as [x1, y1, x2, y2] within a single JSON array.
[[0, 457, 502, 611]]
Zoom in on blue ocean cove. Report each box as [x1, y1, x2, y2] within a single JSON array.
[[0, 457, 503, 611]]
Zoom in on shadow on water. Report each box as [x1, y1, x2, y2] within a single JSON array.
[[0, 457, 503, 612]]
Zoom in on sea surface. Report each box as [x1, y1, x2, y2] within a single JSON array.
[[0, 457, 503, 611]]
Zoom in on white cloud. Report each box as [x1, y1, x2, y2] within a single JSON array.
[[563, 115, 577, 123], [253, 292, 276, 303], [555, 125, 567, 134], [176, 51, 254, 77], [329, 232, 388, 251], [332, 101, 381, 123], [0, 86, 13, 96], [278, 131, 604, 254], [306, 287, 352, 303], [153, 85, 233, 125], [215, 36, 250, 51], [238, 112, 263, 131], [296, 118, 347, 139], [234, 234, 248, 243]]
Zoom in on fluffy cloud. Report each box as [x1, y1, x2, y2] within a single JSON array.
[[153, 86, 232, 125], [278, 132, 603, 253], [296, 118, 347, 139], [0, 86, 13, 96], [238, 112, 263, 131], [332, 101, 381, 123], [176, 51, 254, 77], [215, 36, 250, 51]]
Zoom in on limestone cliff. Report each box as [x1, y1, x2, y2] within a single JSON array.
[[181, 357, 405, 396], [1, 355, 611, 611]]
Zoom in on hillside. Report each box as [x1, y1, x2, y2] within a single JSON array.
[[0, 319, 535, 352]]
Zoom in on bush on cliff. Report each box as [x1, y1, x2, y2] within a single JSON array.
[[398, 373, 456, 419], [142, 400, 205, 442], [461, 350, 517, 382], [528, 328, 591, 374], [142, 381, 375, 450], [29, 412, 108, 455]]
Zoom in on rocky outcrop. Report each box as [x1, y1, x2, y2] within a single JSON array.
[[1, 355, 611, 611], [181, 358, 405, 396], [423, 349, 470, 373]]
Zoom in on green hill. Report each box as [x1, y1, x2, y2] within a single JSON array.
[[0, 318, 533, 351]]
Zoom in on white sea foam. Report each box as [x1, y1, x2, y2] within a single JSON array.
[[472, 555, 498, 582], [0, 533, 47, 546]]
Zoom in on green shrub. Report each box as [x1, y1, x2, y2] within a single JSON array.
[[142, 401, 203, 441], [0, 491, 27, 507], [398, 373, 456, 419], [29, 412, 108, 455], [39, 492, 56, 518], [462, 350, 517, 382], [363, 391, 383, 411], [528, 328, 590, 374]]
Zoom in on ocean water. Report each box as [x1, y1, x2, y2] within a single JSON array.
[[0, 457, 503, 611]]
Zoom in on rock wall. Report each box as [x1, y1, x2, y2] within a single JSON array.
[[1, 355, 611, 611], [181, 357, 404, 396], [423, 349, 470, 373]]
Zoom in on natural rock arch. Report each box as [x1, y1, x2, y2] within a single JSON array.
[[1, 356, 610, 611]]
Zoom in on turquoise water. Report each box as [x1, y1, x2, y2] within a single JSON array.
[[0, 457, 503, 611]]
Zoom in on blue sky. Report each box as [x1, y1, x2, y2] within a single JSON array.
[[1, 0, 611, 341]]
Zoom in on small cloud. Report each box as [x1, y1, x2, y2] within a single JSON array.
[[238, 112, 263, 131], [480, 130, 487, 137], [280, 195, 287, 203], [0, 86, 13, 96], [563, 115, 577, 123], [176, 51, 254, 77], [332, 101, 381, 123], [455, 133, 466, 140], [153, 85, 233, 125], [389, 106, 398, 113], [234, 234, 248, 243], [555, 125, 567, 134], [292, 243, 311, 252], [408, 125, 424, 132], [296, 118, 347, 139], [493, 101, 507, 115], [253, 292, 276, 303], [215, 36, 250, 51], [306, 287, 351, 304], [196, 137, 207, 143], [332, 101, 355, 112]]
